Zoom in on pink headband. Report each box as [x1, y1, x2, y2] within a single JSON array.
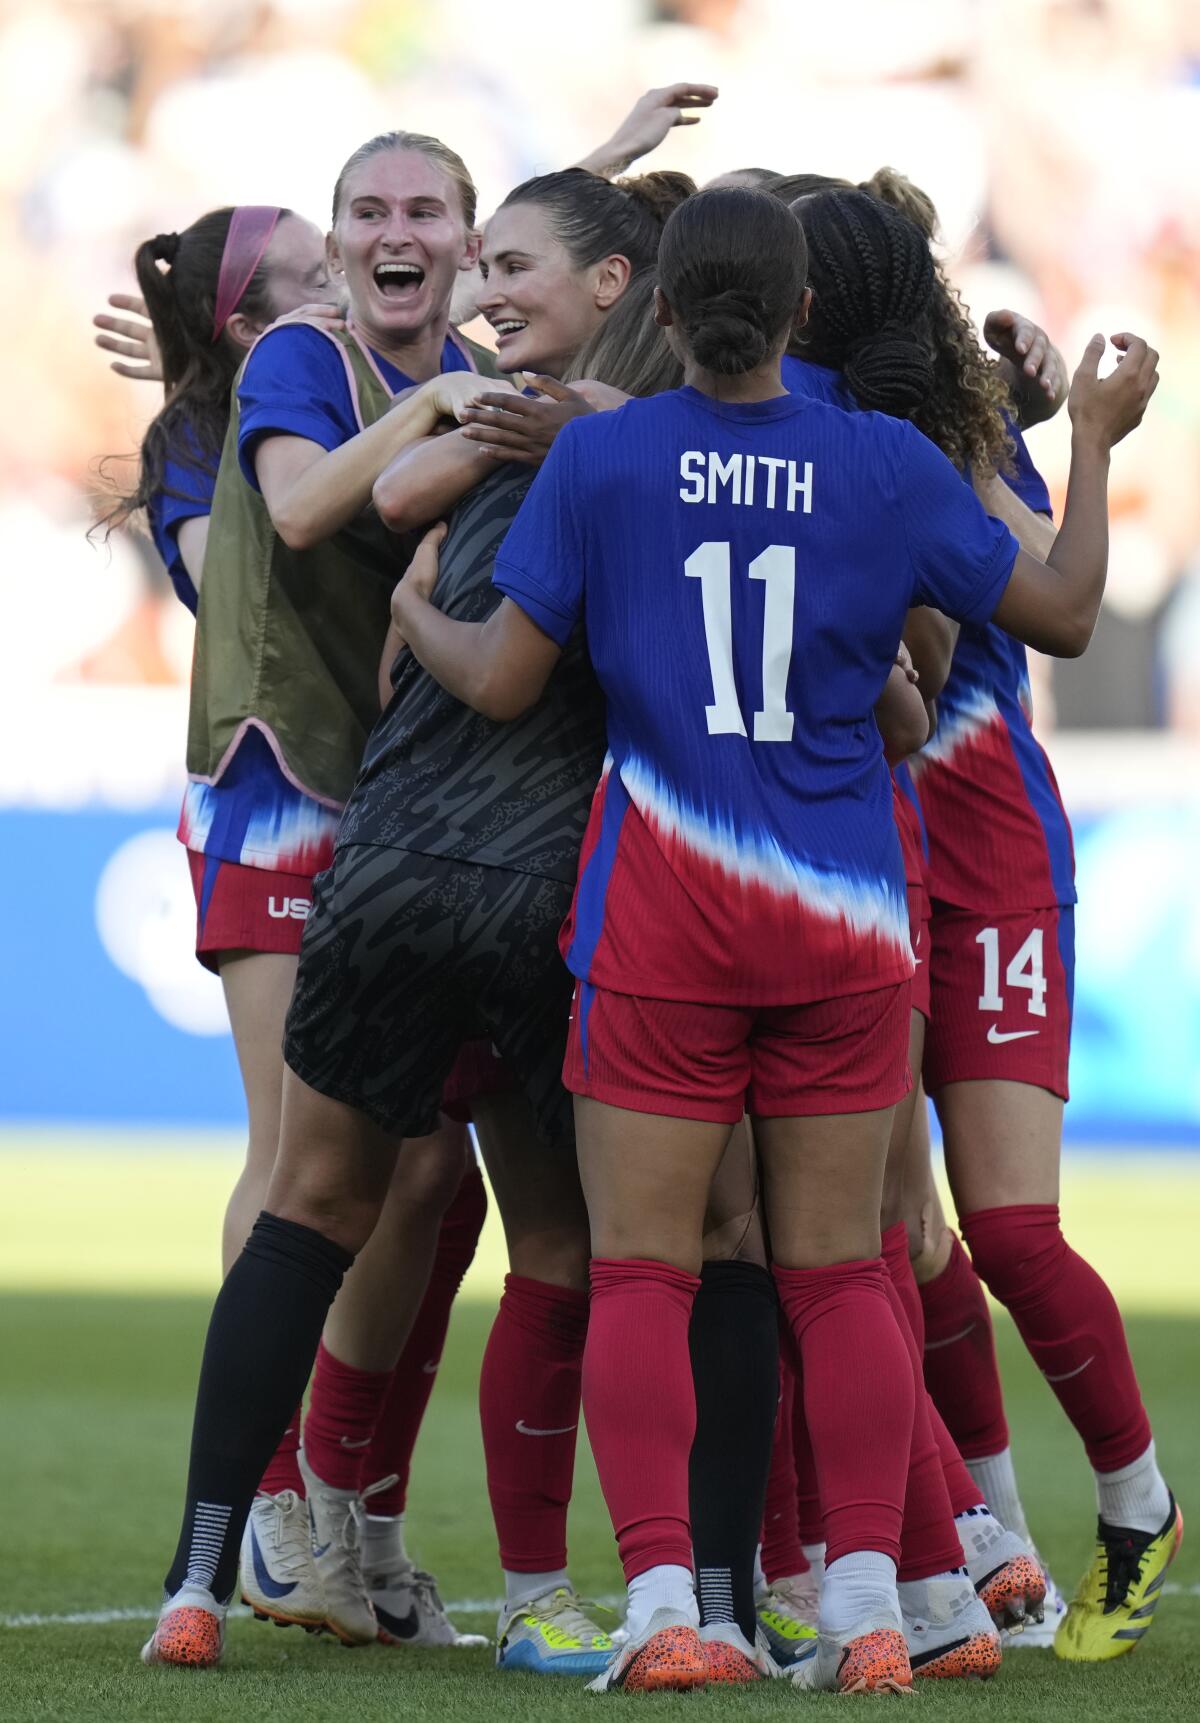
[[211, 206, 282, 341]]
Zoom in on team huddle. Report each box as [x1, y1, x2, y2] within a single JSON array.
[[96, 82, 1177, 1696]]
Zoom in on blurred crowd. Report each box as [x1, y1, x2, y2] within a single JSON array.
[[3, 0, 1198, 734]]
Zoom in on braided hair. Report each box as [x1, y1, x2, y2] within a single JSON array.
[[798, 187, 1012, 474]]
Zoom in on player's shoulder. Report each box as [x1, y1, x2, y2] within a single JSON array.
[[241, 318, 347, 388]]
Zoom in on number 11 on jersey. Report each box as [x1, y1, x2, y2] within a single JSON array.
[[685, 541, 795, 742]]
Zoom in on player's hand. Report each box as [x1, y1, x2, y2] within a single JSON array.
[[272, 302, 347, 334], [422, 371, 518, 426], [567, 378, 632, 412], [577, 83, 719, 176], [93, 293, 163, 382], [895, 641, 919, 684], [458, 375, 594, 464], [392, 521, 447, 638], [984, 308, 1063, 404], [1067, 332, 1159, 450]]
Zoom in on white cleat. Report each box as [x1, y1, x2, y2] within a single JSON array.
[[140, 1584, 226, 1668], [298, 1449, 387, 1646], [240, 1490, 327, 1630], [586, 1606, 706, 1693], [370, 1560, 488, 1648], [900, 1572, 1001, 1680], [792, 1611, 913, 1695]]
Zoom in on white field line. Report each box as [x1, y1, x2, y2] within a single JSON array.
[[3, 1587, 1198, 1630]]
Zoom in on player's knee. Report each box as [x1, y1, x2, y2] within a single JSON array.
[[960, 1203, 1066, 1304], [393, 1123, 471, 1215], [507, 1224, 591, 1292]]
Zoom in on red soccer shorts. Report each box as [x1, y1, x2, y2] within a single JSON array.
[[440, 1039, 516, 1122], [188, 850, 315, 973], [908, 883, 931, 1022], [563, 980, 912, 1123], [923, 904, 1073, 1100]]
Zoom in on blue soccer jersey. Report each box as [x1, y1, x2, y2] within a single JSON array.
[[492, 386, 1019, 1004], [911, 424, 1077, 911]]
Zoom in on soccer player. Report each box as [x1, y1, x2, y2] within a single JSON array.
[[823, 171, 1183, 1662], [101, 206, 489, 1646], [139, 168, 686, 1675], [132, 136, 505, 1665], [389, 187, 1157, 1692]]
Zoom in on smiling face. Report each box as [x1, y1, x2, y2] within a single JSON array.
[[327, 148, 478, 345], [478, 203, 628, 378]]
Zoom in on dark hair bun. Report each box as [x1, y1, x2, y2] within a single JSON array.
[[843, 321, 933, 415], [153, 231, 181, 265], [685, 286, 770, 376], [617, 170, 696, 229]]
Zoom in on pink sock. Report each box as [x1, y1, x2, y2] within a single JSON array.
[[480, 1273, 589, 1572], [303, 1342, 391, 1491], [584, 1258, 699, 1582], [259, 1402, 305, 1497], [962, 1204, 1153, 1472], [920, 1231, 1010, 1460], [761, 1358, 809, 1584], [360, 1163, 487, 1513], [774, 1257, 913, 1568]]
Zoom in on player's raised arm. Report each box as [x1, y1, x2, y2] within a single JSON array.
[[574, 83, 719, 180], [390, 524, 563, 720], [992, 332, 1158, 657]]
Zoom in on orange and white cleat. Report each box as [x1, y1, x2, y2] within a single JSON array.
[[698, 1621, 776, 1682], [792, 1617, 914, 1695], [901, 1573, 1001, 1680], [140, 1585, 226, 1668], [958, 1508, 1047, 1632], [586, 1608, 707, 1693]]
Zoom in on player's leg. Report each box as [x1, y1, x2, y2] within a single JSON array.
[[302, 1118, 485, 1648], [900, 1091, 1059, 1639], [689, 1121, 782, 1681], [143, 1073, 399, 1668], [931, 906, 1178, 1661], [751, 982, 920, 1695], [459, 865, 613, 1676], [756, 1353, 820, 1671], [576, 1093, 734, 1693], [877, 1000, 1011, 1668], [357, 1147, 490, 1649]]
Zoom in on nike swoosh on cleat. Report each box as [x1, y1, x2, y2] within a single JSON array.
[[515, 1420, 578, 1437], [374, 1603, 420, 1639], [987, 1026, 1039, 1043], [249, 1527, 298, 1600]]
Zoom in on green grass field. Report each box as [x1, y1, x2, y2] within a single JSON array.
[[2, 1138, 1198, 1721]]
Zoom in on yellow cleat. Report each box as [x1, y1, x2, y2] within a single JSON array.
[[1055, 1495, 1182, 1662]]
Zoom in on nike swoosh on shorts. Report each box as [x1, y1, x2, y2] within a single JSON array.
[[987, 1025, 1039, 1043]]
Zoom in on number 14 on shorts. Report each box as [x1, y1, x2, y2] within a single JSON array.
[[977, 925, 1046, 1018]]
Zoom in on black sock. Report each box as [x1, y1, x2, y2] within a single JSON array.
[[164, 1213, 353, 1603], [688, 1259, 779, 1641]]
